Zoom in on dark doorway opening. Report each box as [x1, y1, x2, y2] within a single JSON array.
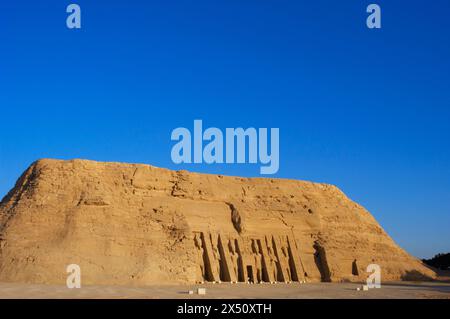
[[246, 266, 254, 283], [352, 259, 359, 276]]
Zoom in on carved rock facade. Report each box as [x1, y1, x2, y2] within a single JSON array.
[[0, 159, 435, 285]]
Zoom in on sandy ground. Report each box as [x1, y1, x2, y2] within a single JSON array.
[[0, 281, 449, 299]]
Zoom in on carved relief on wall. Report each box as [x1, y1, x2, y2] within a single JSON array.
[[193, 231, 307, 283]]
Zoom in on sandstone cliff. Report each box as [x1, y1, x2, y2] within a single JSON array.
[[0, 159, 435, 285]]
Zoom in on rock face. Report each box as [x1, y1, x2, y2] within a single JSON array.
[[0, 159, 435, 285]]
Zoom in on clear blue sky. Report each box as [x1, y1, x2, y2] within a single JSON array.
[[1, 1, 449, 258]]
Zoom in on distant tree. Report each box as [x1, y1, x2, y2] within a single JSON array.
[[423, 253, 450, 270]]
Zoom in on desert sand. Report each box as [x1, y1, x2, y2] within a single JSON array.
[[0, 159, 436, 287], [0, 282, 449, 299]]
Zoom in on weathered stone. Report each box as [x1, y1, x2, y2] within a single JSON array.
[[0, 159, 436, 285]]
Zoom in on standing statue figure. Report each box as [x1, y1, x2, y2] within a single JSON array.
[[194, 233, 205, 282]]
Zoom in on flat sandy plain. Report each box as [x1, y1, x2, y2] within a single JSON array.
[[0, 281, 449, 299]]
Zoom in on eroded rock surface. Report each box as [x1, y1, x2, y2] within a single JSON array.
[[0, 159, 435, 285]]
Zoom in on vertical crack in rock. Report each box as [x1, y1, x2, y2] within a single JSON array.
[[313, 240, 332, 282], [227, 203, 244, 234]]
